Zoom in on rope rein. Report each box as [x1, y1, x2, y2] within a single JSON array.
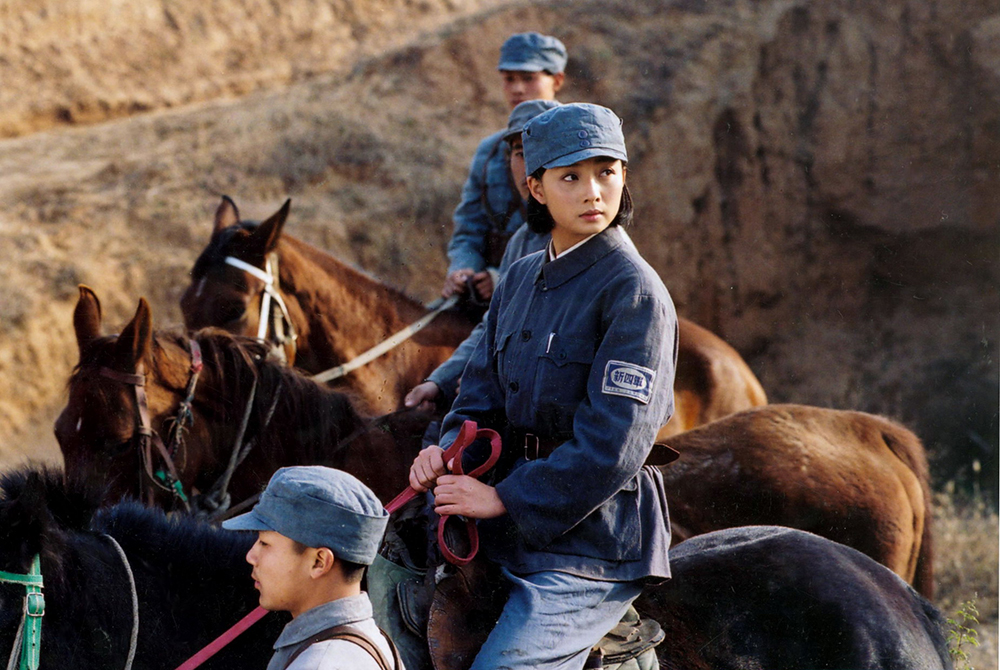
[[311, 295, 460, 383], [222, 252, 460, 384], [101, 534, 138, 670]]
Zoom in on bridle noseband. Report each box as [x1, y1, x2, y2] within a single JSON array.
[[0, 555, 43, 670], [223, 253, 297, 364], [99, 340, 203, 510]]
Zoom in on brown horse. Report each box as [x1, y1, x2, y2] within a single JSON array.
[[179, 197, 478, 415], [657, 403, 935, 597], [180, 196, 766, 427], [659, 318, 767, 438], [55, 286, 429, 511]]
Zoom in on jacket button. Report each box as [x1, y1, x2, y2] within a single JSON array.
[[509, 381, 519, 392], [521, 330, 531, 341]]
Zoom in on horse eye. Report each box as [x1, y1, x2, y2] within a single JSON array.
[[217, 301, 247, 325], [104, 438, 133, 457]]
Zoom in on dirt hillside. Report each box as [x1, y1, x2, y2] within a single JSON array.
[[0, 0, 996, 500]]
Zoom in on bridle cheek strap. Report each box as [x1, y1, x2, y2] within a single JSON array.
[[223, 255, 298, 362], [0, 555, 44, 670]]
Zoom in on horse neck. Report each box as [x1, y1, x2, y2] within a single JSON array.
[[190, 347, 369, 479], [278, 237, 472, 355], [33, 532, 135, 668]]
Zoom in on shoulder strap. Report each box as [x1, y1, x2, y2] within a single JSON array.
[[282, 623, 402, 670]]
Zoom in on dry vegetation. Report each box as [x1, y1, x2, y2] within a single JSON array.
[[934, 490, 999, 669]]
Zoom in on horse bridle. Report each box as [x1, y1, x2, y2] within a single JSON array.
[[0, 538, 139, 670], [99, 339, 204, 510], [223, 253, 298, 365], [0, 555, 43, 670]]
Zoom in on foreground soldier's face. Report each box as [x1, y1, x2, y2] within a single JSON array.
[[245, 530, 316, 617]]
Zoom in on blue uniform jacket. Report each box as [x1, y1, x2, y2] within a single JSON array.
[[446, 130, 525, 274], [429, 223, 549, 403], [438, 226, 677, 581]]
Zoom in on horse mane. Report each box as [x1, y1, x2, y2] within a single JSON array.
[[154, 327, 369, 454], [190, 218, 432, 318], [0, 466, 253, 586]]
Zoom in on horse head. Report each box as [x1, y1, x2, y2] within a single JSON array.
[[180, 196, 297, 364], [56, 287, 211, 508]]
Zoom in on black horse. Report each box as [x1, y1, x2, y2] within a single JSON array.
[[637, 525, 954, 670], [0, 467, 285, 670], [1, 466, 953, 670]]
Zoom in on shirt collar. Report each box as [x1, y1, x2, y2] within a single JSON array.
[[547, 232, 599, 261], [536, 226, 626, 290], [273, 593, 373, 650]]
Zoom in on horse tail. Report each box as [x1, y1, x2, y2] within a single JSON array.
[[877, 417, 935, 599]]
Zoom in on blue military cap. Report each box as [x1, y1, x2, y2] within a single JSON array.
[[222, 466, 388, 565], [502, 99, 562, 143], [522, 103, 628, 176], [497, 32, 568, 74]]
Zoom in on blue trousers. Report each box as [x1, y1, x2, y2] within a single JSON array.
[[470, 568, 643, 670]]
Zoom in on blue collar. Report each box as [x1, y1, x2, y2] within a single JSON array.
[[273, 593, 373, 650], [535, 226, 625, 290]]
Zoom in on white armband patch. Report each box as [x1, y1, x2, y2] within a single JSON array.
[[602, 360, 656, 404]]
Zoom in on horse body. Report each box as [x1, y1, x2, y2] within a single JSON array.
[[636, 525, 952, 670], [56, 286, 427, 510], [0, 469, 284, 670], [658, 403, 935, 596], [659, 318, 768, 438], [179, 197, 477, 415]]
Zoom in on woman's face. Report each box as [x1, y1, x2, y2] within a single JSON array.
[[528, 157, 625, 253]]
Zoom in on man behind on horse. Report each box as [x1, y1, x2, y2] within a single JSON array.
[[441, 31, 567, 302], [223, 466, 403, 670]]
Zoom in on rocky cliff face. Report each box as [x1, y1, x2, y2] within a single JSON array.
[[0, 0, 995, 490]]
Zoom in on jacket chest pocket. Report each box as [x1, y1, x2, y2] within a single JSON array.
[[532, 334, 594, 433], [493, 331, 514, 389]]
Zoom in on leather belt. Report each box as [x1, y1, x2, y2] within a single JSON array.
[[513, 431, 566, 461]]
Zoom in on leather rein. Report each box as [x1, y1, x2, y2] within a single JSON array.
[[99, 340, 203, 510], [98, 338, 279, 517]]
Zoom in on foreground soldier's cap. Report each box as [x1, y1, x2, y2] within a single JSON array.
[[222, 466, 388, 565], [522, 103, 628, 176], [502, 99, 562, 143], [497, 32, 568, 74]]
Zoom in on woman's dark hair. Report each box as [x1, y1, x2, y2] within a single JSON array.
[[525, 165, 633, 235]]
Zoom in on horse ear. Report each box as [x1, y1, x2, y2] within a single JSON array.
[[213, 195, 241, 235], [73, 285, 103, 355], [115, 298, 153, 369], [251, 198, 290, 254]]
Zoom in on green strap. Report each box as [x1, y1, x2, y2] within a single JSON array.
[[0, 555, 44, 670]]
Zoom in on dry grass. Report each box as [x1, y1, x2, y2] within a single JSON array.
[[934, 487, 999, 669]]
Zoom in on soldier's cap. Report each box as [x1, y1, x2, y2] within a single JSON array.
[[502, 99, 562, 143], [497, 32, 568, 74], [222, 466, 388, 565], [522, 103, 628, 176]]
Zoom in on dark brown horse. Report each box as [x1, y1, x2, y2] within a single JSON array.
[[180, 196, 766, 428], [55, 286, 429, 511], [658, 403, 935, 597]]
